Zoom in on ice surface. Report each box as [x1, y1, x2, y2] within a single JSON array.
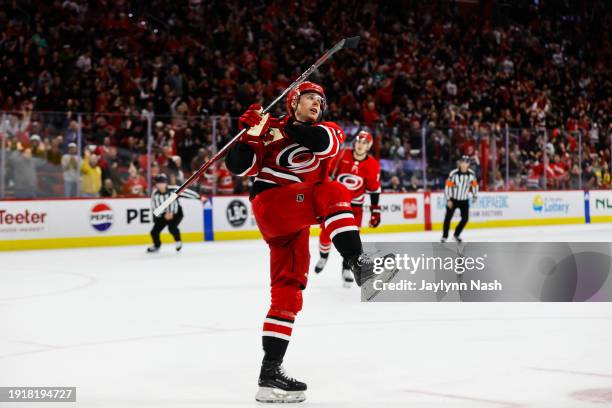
[[1, 224, 612, 407]]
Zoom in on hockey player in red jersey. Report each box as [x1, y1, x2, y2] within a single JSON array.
[[314, 130, 381, 286], [225, 81, 372, 403]]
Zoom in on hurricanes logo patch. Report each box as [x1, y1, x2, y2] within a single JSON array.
[[337, 173, 364, 191], [277, 143, 321, 173]]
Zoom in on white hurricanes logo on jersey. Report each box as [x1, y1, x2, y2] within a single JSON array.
[[276, 143, 320, 173], [337, 173, 364, 191]]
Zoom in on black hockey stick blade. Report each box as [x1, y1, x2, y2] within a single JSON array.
[[344, 36, 360, 49]]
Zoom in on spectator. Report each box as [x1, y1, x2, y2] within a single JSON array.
[[47, 136, 63, 166], [384, 176, 407, 193], [80, 149, 102, 197], [122, 163, 147, 197], [61, 142, 80, 197], [405, 175, 421, 192], [583, 163, 597, 189], [29, 135, 46, 159], [191, 148, 210, 172], [8, 148, 39, 199], [101, 178, 118, 197]]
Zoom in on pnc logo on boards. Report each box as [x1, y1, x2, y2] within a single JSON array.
[[90, 203, 113, 232], [403, 198, 418, 219]]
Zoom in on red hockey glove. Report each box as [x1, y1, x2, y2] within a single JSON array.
[[239, 104, 271, 136], [369, 205, 381, 228], [239, 104, 272, 145]]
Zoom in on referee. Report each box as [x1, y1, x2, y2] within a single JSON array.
[[441, 156, 479, 243], [148, 173, 199, 253]]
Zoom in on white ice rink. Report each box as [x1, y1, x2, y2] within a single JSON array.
[[1, 224, 612, 407]]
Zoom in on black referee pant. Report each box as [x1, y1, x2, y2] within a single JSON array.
[[150, 207, 184, 247], [442, 198, 469, 239]]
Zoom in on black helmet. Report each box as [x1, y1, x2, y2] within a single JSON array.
[[459, 155, 471, 163], [154, 173, 168, 184]]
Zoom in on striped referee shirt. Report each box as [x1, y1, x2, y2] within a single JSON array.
[[444, 169, 479, 201], [151, 186, 200, 216]]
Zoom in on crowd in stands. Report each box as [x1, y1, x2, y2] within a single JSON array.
[[0, 0, 610, 198]]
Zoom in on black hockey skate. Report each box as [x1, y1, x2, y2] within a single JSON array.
[[314, 257, 327, 273], [350, 253, 401, 301], [146, 246, 160, 253], [255, 359, 306, 403], [346, 253, 375, 286]]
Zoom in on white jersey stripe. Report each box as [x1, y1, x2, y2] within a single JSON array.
[[264, 318, 293, 329], [324, 213, 354, 229], [260, 167, 302, 182], [262, 331, 291, 341]]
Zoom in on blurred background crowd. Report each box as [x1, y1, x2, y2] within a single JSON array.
[[0, 0, 610, 198]]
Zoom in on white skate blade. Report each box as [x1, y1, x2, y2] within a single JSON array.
[[342, 269, 354, 288], [255, 387, 306, 403], [314, 258, 327, 273]]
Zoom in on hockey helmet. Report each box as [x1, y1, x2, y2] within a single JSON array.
[[355, 130, 374, 149], [286, 81, 326, 119]]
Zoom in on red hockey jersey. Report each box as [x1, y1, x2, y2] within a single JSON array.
[[330, 149, 381, 206], [236, 121, 345, 187]]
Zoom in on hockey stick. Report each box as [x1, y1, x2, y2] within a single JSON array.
[[153, 36, 361, 217]]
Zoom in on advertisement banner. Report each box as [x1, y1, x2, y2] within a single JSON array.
[[359, 193, 423, 233], [430, 191, 584, 229], [212, 193, 425, 240], [588, 190, 612, 222], [211, 195, 261, 240], [0, 198, 203, 250]]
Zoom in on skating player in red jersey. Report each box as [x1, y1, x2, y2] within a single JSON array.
[[225, 81, 372, 403], [314, 130, 381, 286]]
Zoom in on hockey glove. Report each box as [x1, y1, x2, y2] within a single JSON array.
[[369, 205, 381, 228], [239, 104, 271, 138]]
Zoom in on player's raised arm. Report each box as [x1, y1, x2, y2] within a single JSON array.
[[225, 104, 269, 177], [284, 121, 343, 159]]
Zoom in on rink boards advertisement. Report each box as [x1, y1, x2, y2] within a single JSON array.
[[211, 193, 425, 241], [587, 190, 612, 223], [0, 198, 204, 250], [2, 190, 612, 249], [430, 191, 585, 230]]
